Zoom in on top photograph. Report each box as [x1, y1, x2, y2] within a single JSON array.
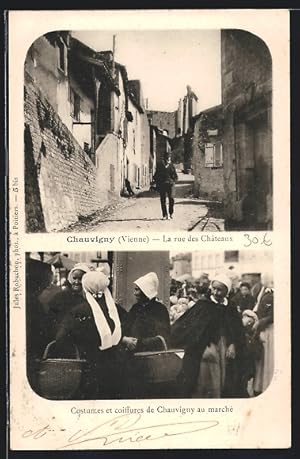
[[24, 29, 272, 232]]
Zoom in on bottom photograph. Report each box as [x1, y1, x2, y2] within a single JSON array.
[[26, 250, 273, 400]]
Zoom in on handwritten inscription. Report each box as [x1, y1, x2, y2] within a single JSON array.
[[243, 232, 272, 248], [22, 413, 219, 449]]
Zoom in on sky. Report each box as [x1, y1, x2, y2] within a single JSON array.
[[73, 30, 221, 113]]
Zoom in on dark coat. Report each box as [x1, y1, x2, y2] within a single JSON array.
[[125, 298, 171, 352], [154, 161, 178, 187], [55, 297, 127, 361], [47, 288, 85, 339], [255, 289, 274, 333], [231, 292, 255, 312], [170, 297, 246, 397], [54, 297, 128, 399]]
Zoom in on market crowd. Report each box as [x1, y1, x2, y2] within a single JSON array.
[[169, 272, 273, 398], [26, 260, 273, 400]]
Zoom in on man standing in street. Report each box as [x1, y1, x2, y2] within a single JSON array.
[[154, 152, 178, 220]]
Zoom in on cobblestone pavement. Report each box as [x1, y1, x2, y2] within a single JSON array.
[[62, 173, 225, 232]]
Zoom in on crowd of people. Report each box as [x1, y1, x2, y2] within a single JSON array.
[[169, 271, 274, 397], [26, 260, 273, 400]]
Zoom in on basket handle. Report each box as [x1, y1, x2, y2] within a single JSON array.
[[42, 340, 80, 360], [156, 335, 168, 351]]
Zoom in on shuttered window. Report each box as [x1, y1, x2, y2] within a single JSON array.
[[214, 142, 223, 167], [205, 142, 223, 168], [205, 143, 214, 167]]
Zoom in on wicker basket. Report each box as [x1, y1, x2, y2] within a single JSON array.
[[36, 341, 86, 400], [133, 336, 184, 384]]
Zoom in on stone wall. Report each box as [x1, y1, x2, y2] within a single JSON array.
[[95, 133, 122, 203], [147, 110, 177, 139], [192, 118, 224, 201], [24, 74, 101, 232], [192, 106, 224, 201], [221, 30, 272, 229]]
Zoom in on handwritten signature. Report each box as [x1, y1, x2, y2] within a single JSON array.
[[22, 413, 219, 448]]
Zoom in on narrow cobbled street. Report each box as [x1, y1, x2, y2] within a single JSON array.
[[62, 173, 224, 232]]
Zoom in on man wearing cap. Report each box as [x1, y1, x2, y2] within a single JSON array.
[[122, 272, 170, 353], [171, 273, 245, 398]]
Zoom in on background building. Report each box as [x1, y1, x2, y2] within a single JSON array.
[[170, 253, 192, 280], [192, 250, 273, 286]]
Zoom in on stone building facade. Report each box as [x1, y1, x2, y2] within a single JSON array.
[[221, 29, 272, 230], [147, 110, 177, 139], [192, 250, 272, 286], [24, 32, 151, 231], [192, 104, 224, 201], [170, 253, 192, 279], [24, 75, 101, 232]]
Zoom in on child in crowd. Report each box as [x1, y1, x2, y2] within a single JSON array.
[[240, 309, 263, 397]]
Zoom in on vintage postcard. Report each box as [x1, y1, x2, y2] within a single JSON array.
[[9, 9, 290, 450]]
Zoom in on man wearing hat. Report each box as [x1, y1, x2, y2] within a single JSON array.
[[153, 152, 178, 220], [171, 273, 245, 398]]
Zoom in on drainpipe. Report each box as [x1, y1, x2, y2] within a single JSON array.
[[233, 108, 239, 201], [112, 35, 116, 79]]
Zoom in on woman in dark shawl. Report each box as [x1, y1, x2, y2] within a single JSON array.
[[122, 272, 170, 352], [171, 274, 245, 398], [121, 272, 171, 398], [55, 270, 127, 399]]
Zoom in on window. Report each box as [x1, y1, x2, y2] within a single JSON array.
[[205, 142, 223, 168], [57, 38, 67, 74], [214, 142, 223, 167], [224, 251, 239, 263], [70, 88, 81, 121]]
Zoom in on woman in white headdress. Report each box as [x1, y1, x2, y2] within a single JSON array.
[[55, 270, 127, 399], [120, 272, 170, 398], [171, 273, 245, 398], [122, 272, 170, 353]]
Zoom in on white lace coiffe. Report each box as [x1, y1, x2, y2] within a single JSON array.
[[82, 272, 121, 350]]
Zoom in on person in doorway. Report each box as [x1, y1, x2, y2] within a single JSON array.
[[171, 274, 245, 398], [154, 152, 178, 220]]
